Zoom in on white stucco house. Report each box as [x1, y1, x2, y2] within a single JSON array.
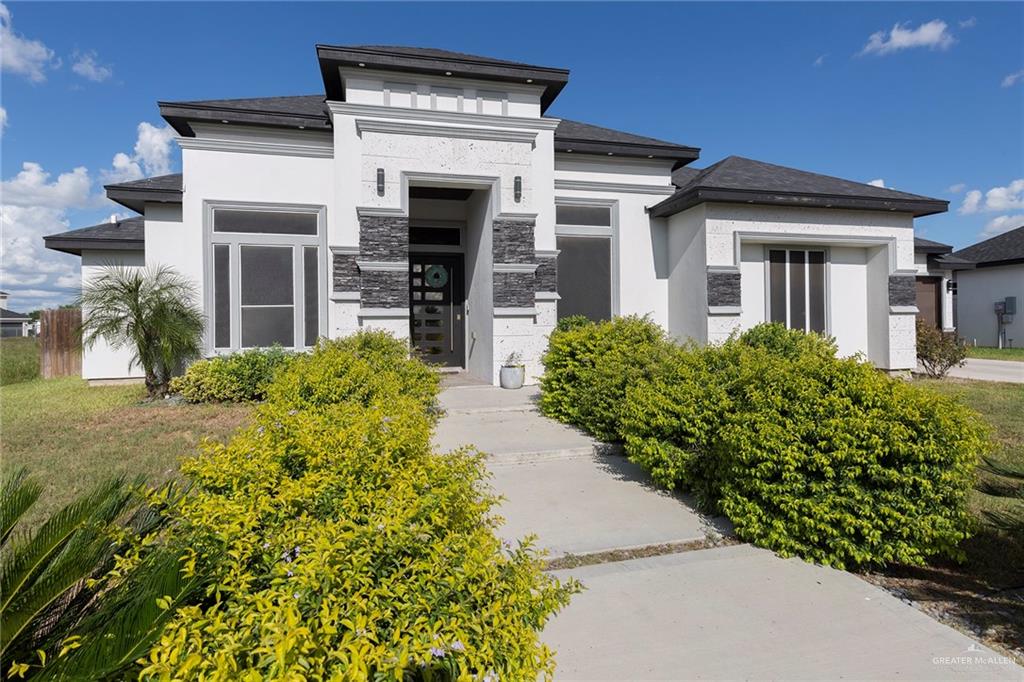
[[940, 225, 1023, 348], [45, 45, 950, 385]]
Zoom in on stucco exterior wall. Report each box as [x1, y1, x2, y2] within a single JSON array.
[[666, 205, 708, 344], [81, 249, 146, 381], [955, 264, 1024, 347]]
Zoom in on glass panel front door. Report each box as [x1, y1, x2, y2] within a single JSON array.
[[409, 254, 464, 367]]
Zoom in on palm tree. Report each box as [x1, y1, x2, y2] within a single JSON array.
[[78, 265, 204, 397], [0, 469, 204, 680]]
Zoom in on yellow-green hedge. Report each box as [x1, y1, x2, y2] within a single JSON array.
[[144, 331, 577, 680]]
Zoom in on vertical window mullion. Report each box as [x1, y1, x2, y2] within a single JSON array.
[[230, 243, 241, 350]]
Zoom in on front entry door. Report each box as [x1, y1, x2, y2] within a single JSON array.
[[915, 276, 942, 329], [409, 254, 464, 367]]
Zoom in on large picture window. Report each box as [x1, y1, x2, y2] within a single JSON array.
[[555, 201, 616, 322], [209, 206, 323, 351], [768, 248, 826, 333]]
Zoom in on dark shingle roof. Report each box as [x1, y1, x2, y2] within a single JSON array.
[[914, 236, 953, 254], [943, 225, 1024, 268], [158, 92, 700, 164], [104, 173, 183, 213], [650, 156, 948, 218], [554, 119, 699, 166], [342, 46, 551, 70], [0, 307, 31, 321], [44, 216, 145, 256]]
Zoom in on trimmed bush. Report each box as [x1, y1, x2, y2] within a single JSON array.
[[539, 316, 674, 441], [170, 346, 293, 402], [144, 332, 577, 680], [916, 317, 967, 378], [549, 320, 988, 569]]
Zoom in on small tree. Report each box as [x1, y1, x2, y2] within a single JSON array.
[[915, 318, 967, 378], [78, 265, 204, 397]]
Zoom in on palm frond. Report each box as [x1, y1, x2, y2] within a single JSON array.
[[1, 467, 41, 546]]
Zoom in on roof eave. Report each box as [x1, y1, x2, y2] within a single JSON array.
[[315, 44, 570, 113], [650, 187, 949, 219], [158, 101, 332, 138], [43, 236, 144, 257], [555, 139, 700, 168], [104, 186, 182, 213]]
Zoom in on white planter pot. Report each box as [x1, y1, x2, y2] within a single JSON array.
[[499, 365, 525, 389]]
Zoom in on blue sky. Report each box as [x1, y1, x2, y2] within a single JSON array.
[[2, 1, 1022, 312]]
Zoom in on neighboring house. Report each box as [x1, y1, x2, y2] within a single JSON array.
[[912, 237, 955, 331], [44, 45, 948, 384], [940, 225, 1024, 349], [0, 292, 33, 338]]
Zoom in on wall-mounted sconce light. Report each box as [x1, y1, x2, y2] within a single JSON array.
[[946, 280, 956, 294], [376, 168, 385, 196], [514, 175, 522, 203]]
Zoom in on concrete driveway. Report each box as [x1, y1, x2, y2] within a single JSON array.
[[943, 358, 1024, 383], [433, 381, 1024, 680]]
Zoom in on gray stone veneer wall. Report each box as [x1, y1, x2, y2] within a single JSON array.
[[493, 272, 536, 308], [888, 275, 916, 307], [707, 270, 742, 307], [361, 271, 409, 308], [359, 216, 409, 261], [358, 215, 409, 308], [332, 254, 359, 292], [535, 257, 557, 293], [493, 219, 535, 264]]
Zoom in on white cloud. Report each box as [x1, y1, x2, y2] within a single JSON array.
[[867, 178, 886, 188], [947, 183, 966, 194], [1, 162, 94, 209], [859, 20, 955, 57], [1, 121, 179, 312], [1002, 70, 1024, 88], [71, 50, 112, 83], [0, 3, 59, 83], [100, 122, 177, 184], [983, 179, 1024, 212], [959, 189, 982, 214], [958, 17, 977, 29], [813, 54, 826, 67], [0, 105, 6, 136], [981, 214, 1024, 238]]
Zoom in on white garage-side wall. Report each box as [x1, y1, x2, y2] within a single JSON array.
[[955, 264, 1024, 347], [81, 249, 146, 381], [666, 205, 708, 343], [703, 203, 917, 369]]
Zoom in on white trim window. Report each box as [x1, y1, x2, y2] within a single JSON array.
[[207, 204, 326, 352], [554, 199, 618, 321], [767, 248, 827, 333]]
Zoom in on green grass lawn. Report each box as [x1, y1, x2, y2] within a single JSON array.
[[0, 337, 41, 385], [1, 377, 251, 528], [966, 346, 1024, 362]]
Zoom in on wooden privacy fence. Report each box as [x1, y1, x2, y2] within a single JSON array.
[[40, 308, 82, 379]]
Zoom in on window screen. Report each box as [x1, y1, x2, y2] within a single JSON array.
[[768, 249, 826, 333], [240, 245, 293, 347], [213, 244, 230, 348], [304, 246, 319, 347], [214, 210, 317, 235], [556, 236, 611, 321], [556, 205, 612, 227]]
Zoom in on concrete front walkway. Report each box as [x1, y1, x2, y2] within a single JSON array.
[[434, 384, 706, 557], [433, 381, 1024, 681], [545, 545, 1022, 680], [945, 358, 1024, 383]]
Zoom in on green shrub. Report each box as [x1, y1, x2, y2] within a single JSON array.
[[143, 333, 576, 680], [266, 330, 439, 414], [707, 346, 985, 568], [737, 322, 838, 360], [916, 318, 967, 378], [539, 316, 673, 441], [170, 346, 293, 402], [554, 314, 593, 333]]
